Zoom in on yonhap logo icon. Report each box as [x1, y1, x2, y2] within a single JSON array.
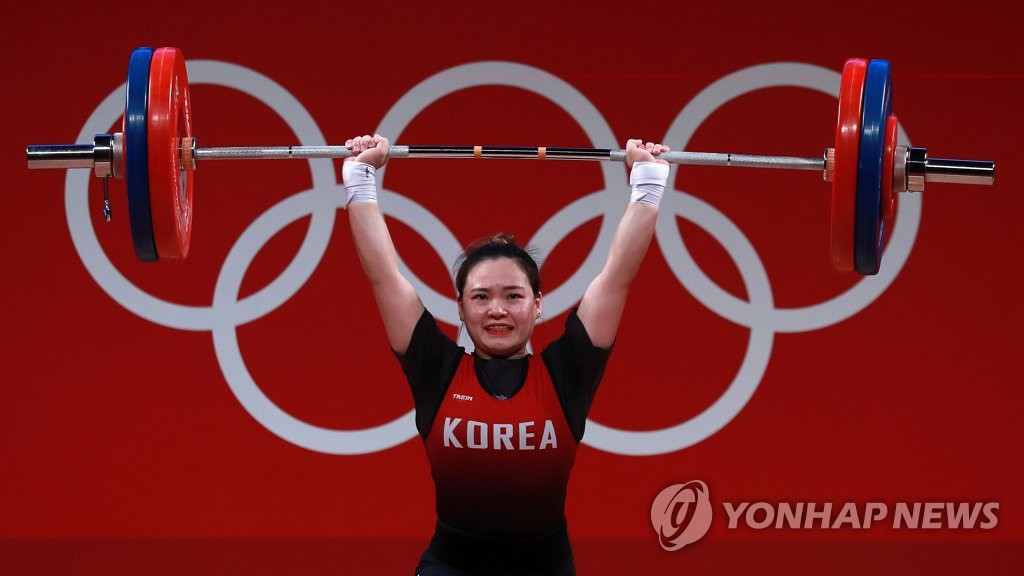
[[651, 480, 713, 551]]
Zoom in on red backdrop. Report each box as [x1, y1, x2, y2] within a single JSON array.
[[2, 1, 1022, 573]]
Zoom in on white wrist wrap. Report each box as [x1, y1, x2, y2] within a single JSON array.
[[629, 162, 669, 207], [341, 162, 379, 207]]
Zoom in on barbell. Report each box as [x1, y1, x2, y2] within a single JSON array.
[[26, 47, 996, 275]]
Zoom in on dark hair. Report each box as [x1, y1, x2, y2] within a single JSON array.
[[453, 233, 542, 299]]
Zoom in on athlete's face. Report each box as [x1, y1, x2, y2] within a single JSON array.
[[458, 257, 542, 360]]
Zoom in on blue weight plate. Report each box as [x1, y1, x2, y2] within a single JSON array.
[[854, 59, 892, 275], [125, 47, 157, 262]]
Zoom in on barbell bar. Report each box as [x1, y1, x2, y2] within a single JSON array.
[[25, 47, 996, 274]]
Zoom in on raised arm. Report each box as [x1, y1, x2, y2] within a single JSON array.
[[343, 134, 424, 354], [576, 139, 669, 348]]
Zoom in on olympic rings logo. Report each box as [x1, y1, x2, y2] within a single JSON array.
[[65, 58, 921, 456]]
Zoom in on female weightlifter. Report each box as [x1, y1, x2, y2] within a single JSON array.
[[343, 133, 669, 576]]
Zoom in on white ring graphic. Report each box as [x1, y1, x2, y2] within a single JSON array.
[[210, 184, 416, 454], [66, 61, 339, 330], [585, 191, 776, 455], [67, 61, 416, 454], [587, 63, 920, 455], [375, 61, 625, 328], [67, 59, 918, 456], [658, 63, 920, 333]]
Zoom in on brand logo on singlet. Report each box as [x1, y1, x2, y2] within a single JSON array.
[[442, 417, 557, 450], [451, 393, 474, 401]]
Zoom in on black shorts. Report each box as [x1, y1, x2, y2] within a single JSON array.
[[415, 519, 576, 576]]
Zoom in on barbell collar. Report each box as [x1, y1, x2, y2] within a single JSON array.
[[906, 147, 927, 192], [93, 133, 125, 179]]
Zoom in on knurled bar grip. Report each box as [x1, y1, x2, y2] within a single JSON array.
[[191, 145, 828, 171]]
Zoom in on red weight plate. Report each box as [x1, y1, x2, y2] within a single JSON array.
[[147, 47, 194, 260], [881, 114, 898, 223], [830, 59, 867, 272]]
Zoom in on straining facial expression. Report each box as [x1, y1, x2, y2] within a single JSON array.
[[458, 257, 542, 359]]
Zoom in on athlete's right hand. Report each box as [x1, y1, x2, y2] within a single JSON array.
[[345, 134, 390, 169]]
